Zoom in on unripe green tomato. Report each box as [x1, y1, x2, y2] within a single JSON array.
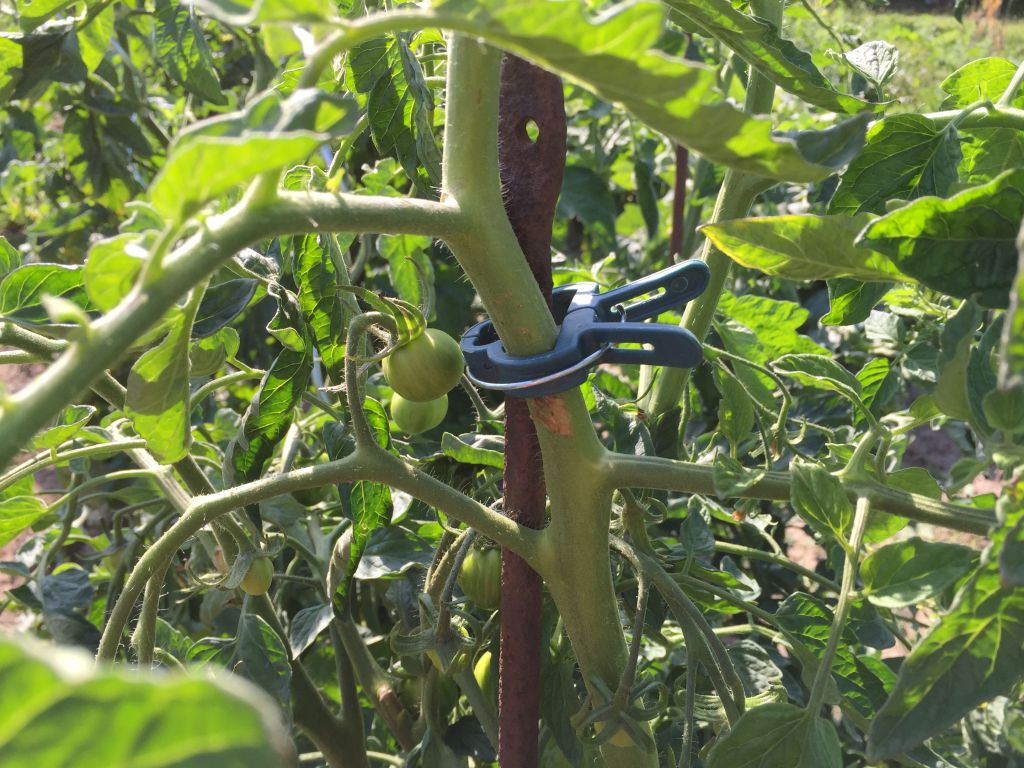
[[457, 547, 501, 610], [391, 393, 448, 435], [473, 650, 497, 704], [240, 556, 274, 596], [383, 328, 465, 402]]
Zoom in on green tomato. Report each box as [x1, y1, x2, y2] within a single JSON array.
[[457, 547, 501, 610], [391, 393, 448, 435], [473, 650, 497, 705], [383, 328, 465, 402], [240, 556, 274, 596]]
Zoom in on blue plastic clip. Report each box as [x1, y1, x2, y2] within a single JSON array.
[[460, 259, 711, 398]]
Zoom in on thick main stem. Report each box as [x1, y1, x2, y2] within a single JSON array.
[[643, 0, 784, 417], [441, 35, 653, 768]]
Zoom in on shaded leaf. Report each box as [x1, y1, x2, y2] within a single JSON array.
[[707, 703, 841, 768], [857, 169, 1024, 308], [868, 507, 1024, 760], [194, 279, 258, 338], [862, 537, 977, 608]]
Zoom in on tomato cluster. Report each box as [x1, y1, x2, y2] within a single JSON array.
[[384, 328, 465, 435]]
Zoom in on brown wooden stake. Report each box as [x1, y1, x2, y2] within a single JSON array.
[[496, 54, 566, 768], [670, 144, 689, 260]]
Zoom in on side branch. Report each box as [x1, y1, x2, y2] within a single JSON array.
[[0, 191, 464, 473], [602, 453, 996, 536], [191, 448, 545, 566]]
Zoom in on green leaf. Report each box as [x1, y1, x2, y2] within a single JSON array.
[[857, 169, 1024, 308], [702, 214, 909, 283], [662, 0, 872, 114], [0, 37, 21, 104], [0, 636, 295, 767], [32, 405, 96, 451], [154, 0, 227, 105], [830, 114, 962, 215], [228, 289, 313, 485], [862, 537, 977, 608], [790, 461, 853, 541], [0, 264, 89, 322], [349, 35, 441, 196], [0, 237, 19, 279], [190, 327, 240, 377], [707, 703, 841, 768], [378, 234, 435, 310], [959, 128, 1024, 186], [712, 454, 766, 497], [14, 0, 76, 32], [774, 354, 863, 404], [718, 293, 828, 357], [0, 496, 48, 549], [775, 592, 891, 717], [294, 234, 353, 382], [83, 233, 146, 311], [77, 2, 114, 72], [715, 369, 754, 451], [193, 279, 258, 337], [831, 41, 898, 89], [151, 89, 358, 221], [941, 57, 1024, 108], [188, 614, 292, 710], [857, 357, 896, 416], [821, 279, 892, 326], [126, 316, 194, 464], [288, 603, 333, 659], [557, 166, 617, 248], [867, 507, 1024, 760], [441, 432, 504, 469]]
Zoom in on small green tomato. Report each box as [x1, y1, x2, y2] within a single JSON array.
[[240, 556, 274, 596], [391, 393, 448, 435], [383, 328, 465, 402], [457, 547, 501, 610]]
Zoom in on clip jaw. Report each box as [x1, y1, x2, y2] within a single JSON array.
[[460, 260, 711, 398]]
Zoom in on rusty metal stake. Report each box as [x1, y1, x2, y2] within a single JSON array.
[[496, 54, 566, 768]]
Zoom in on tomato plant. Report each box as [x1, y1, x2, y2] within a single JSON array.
[[1, 1, 1023, 767]]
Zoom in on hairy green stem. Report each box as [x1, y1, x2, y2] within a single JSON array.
[[806, 495, 871, 714], [604, 453, 995, 535]]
